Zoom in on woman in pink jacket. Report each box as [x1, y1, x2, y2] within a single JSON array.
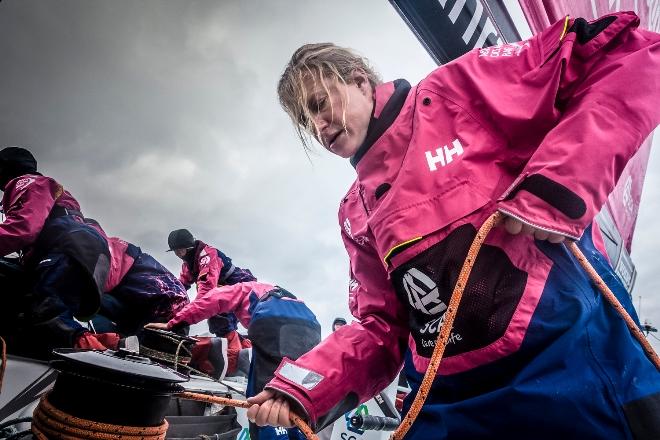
[[82, 224, 190, 336], [0, 147, 118, 355], [167, 228, 255, 337], [248, 12, 660, 439], [147, 281, 321, 440]]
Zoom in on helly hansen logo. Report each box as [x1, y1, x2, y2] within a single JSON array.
[[343, 218, 352, 238], [14, 177, 35, 191], [403, 268, 448, 315], [425, 138, 464, 171], [478, 41, 530, 58]]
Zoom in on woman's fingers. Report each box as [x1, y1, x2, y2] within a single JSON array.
[[502, 215, 566, 243], [250, 398, 274, 426], [247, 390, 275, 406], [247, 390, 275, 425], [547, 233, 566, 243], [520, 223, 536, 236], [267, 399, 284, 426], [504, 217, 523, 235], [533, 229, 550, 241], [279, 400, 294, 428], [247, 391, 294, 428], [267, 399, 294, 428]]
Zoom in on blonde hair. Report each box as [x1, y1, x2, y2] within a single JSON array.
[[277, 43, 382, 152]]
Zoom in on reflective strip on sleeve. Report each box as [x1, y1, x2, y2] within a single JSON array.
[[278, 362, 324, 391]]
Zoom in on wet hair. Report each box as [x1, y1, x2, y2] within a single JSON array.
[[277, 43, 382, 152]]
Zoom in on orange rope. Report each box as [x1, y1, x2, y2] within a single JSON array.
[[32, 393, 168, 440], [567, 242, 660, 370], [177, 391, 319, 440], [390, 212, 503, 440]]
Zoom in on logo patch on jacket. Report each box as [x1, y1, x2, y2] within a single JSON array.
[[425, 138, 464, 171], [403, 268, 447, 315], [478, 41, 530, 58], [391, 224, 527, 359], [14, 177, 35, 191], [343, 218, 352, 238], [402, 267, 463, 350]]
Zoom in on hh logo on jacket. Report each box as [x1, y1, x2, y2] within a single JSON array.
[[425, 138, 464, 171]]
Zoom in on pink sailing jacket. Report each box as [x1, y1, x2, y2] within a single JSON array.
[[0, 174, 81, 257], [103, 236, 135, 292], [266, 12, 660, 426], [167, 280, 276, 328], [179, 242, 223, 296]]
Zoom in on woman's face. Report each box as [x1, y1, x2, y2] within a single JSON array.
[[174, 248, 188, 258], [304, 72, 374, 158]]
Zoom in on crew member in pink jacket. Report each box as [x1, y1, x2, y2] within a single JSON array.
[[81, 221, 189, 336], [147, 281, 321, 440], [167, 228, 256, 338], [0, 147, 118, 356], [247, 12, 660, 439]]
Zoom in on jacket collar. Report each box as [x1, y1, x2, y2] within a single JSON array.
[[186, 240, 206, 275], [350, 79, 411, 168]]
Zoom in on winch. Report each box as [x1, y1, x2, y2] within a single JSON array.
[[139, 328, 197, 372], [29, 348, 189, 439]]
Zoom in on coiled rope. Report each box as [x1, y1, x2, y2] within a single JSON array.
[[31, 392, 169, 439]]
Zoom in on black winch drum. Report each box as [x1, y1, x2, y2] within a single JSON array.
[[49, 348, 189, 426]]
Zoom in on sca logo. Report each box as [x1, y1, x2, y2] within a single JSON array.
[[343, 403, 368, 437], [402, 268, 447, 316]]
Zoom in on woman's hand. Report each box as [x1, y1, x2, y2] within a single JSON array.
[[144, 322, 169, 330], [247, 390, 296, 428], [502, 216, 565, 243]]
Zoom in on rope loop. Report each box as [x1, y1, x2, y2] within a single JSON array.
[[32, 392, 168, 440]]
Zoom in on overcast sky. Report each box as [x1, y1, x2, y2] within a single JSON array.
[[1, 0, 658, 350]]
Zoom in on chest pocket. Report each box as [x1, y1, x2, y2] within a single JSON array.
[[391, 224, 527, 359]]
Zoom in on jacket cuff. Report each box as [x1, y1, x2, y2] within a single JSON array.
[[169, 320, 190, 333], [498, 173, 591, 240], [265, 358, 324, 426]]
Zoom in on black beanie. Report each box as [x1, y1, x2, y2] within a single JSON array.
[[167, 229, 195, 251], [332, 317, 347, 328], [0, 147, 38, 189]]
